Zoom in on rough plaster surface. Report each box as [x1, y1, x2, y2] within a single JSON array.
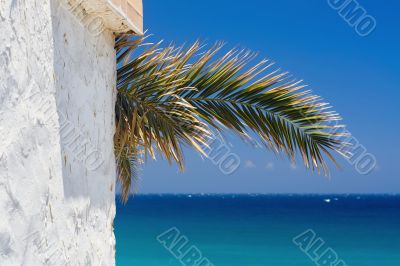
[[0, 0, 123, 265]]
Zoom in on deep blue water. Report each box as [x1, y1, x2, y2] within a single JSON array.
[[115, 195, 400, 266]]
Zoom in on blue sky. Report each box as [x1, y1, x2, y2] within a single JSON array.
[[136, 0, 400, 194]]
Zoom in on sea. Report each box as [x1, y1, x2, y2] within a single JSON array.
[[115, 194, 400, 266]]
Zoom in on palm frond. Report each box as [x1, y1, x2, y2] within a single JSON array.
[[114, 130, 141, 202], [114, 35, 350, 202]]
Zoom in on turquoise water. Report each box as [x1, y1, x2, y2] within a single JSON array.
[[115, 195, 400, 265]]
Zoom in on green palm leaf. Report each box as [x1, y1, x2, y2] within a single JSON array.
[[115, 35, 349, 202]]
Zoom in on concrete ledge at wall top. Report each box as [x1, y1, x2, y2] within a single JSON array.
[[108, 0, 143, 34], [64, 0, 143, 35]]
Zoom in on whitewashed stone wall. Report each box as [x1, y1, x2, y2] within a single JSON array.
[[0, 0, 141, 264]]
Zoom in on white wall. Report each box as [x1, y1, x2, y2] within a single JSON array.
[[0, 1, 121, 265]]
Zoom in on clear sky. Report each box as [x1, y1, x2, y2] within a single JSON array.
[[136, 0, 400, 194]]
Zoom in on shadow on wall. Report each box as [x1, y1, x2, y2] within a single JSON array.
[[50, 0, 117, 205]]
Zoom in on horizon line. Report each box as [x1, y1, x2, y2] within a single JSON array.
[[121, 192, 400, 196]]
